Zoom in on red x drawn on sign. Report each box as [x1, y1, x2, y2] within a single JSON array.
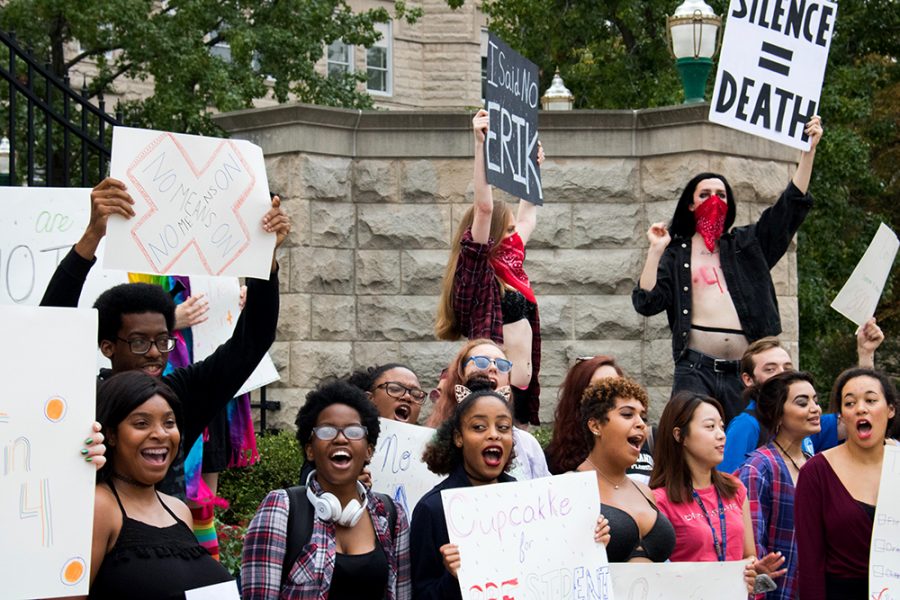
[[126, 133, 256, 275]]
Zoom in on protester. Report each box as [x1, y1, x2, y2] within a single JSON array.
[[650, 391, 786, 593], [576, 378, 675, 563], [435, 109, 544, 426], [410, 380, 610, 599], [242, 380, 410, 599], [737, 371, 821, 600], [348, 363, 427, 425], [88, 372, 234, 598], [796, 368, 897, 599], [633, 117, 823, 425]]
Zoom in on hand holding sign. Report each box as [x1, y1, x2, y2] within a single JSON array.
[[75, 178, 136, 261]]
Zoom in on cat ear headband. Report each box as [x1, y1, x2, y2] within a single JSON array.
[[454, 384, 512, 404]]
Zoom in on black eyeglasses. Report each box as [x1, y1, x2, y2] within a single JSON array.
[[311, 425, 368, 441], [464, 355, 513, 373], [117, 336, 176, 354], [375, 382, 427, 404]]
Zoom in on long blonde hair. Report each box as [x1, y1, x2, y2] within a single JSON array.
[[435, 200, 514, 340], [426, 338, 505, 427]]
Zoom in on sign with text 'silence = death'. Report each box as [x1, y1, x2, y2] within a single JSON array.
[[106, 127, 275, 279], [710, 0, 837, 150], [484, 33, 543, 206]]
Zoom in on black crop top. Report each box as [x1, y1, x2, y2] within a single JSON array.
[[603, 482, 676, 563]]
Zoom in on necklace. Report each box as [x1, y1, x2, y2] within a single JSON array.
[[112, 471, 153, 488], [773, 439, 805, 472], [585, 456, 627, 489]]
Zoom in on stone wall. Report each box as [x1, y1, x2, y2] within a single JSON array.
[[214, 102, 801, 430]]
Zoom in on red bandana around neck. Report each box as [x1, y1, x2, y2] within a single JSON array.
[[490, 232, 536, 304], [693, 194, 728, 252]]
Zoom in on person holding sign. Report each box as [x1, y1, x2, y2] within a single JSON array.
[[633, 117, 823, 424], [435, 110, 544, 426], [650, 391, 787, 594], [242, 380, 410, 600], [576, 377, 675, 563], [88, 372, 234, 599], [795, 368, 897, 599], [737, 370, 822, 600]]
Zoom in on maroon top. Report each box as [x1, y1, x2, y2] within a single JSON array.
[[453, 228, 542, 424], [795, 453, 874, 599]]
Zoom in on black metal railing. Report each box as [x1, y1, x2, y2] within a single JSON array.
[[0, 29, 121, 187]]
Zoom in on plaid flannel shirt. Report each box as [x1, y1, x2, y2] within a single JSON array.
[[241, 480, 410, 600], [737, 444, 799, 600]]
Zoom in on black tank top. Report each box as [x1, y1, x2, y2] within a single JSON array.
[[89, 480, 234, 600], [327, 538, 390, 600]]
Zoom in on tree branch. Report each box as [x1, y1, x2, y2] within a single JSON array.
[[65, 46, 119, 70], [85, 61, 133, 99]]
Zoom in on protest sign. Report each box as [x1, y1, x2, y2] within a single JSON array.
[[484, 33, 543, 205], [369, 418, 442, 521], [185, 580, 241, 600], [0, 306, 98, 599], [189, 275, 279, 396], [830, 223, 899, 327], [870, 444, 900, 598], [709, 0, 837, 150], [107, 127, 275, 278], [611, 561, 747, 599], [0, 187, 128, 307], [442, 471, 611, 599]]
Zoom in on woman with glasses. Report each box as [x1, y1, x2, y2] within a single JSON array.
[[242, 379, 410, 600], [435, 109, 545, 427], [427, 339, 549, 480], [348, 363, 427, 425]]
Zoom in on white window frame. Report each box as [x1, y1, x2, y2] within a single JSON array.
[[327, 39, 355, 78], [366, 21, 392, 96]]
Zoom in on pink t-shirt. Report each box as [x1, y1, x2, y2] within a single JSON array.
[[653, 476, 747, 562]]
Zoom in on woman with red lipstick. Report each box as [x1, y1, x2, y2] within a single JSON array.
[[796, 368, 898, 599], [242, 380, 410, 600], [87, 372, 234, 599], [576, 377, 675, 563], [737, 370, 821, 600], [650, 391, 786, 593]]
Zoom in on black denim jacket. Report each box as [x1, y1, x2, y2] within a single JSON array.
[[632, 181, 813, 361]]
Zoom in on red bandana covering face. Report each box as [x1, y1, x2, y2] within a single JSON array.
[[490, 232, 536, 304], [693, 194, 728, 252]]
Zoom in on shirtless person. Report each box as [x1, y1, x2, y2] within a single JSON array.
[[633, 117, 823, 424]]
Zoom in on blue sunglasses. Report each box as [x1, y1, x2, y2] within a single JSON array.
[[464, 355, 513, 373]]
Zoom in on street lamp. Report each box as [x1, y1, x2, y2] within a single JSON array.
[[0, 136, 10, 185], [540, 68, 574, 111], [666, 0, 722, 103]]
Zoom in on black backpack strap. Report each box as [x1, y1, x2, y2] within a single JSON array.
[[282, 485, 313, 585], [374, 492, 398, 537]]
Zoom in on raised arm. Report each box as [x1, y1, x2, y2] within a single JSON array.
[[639, 223, 671, 291], [791, 116, 823, 194], [515, 141, 544, 246], [856, 316, 884, 368], [472, 109, 493, 245]]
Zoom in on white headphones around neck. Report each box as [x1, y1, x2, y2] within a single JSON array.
[[305, 471, 367, 527]]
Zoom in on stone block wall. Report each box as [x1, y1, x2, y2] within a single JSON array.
[[214, 103, 801, 430]]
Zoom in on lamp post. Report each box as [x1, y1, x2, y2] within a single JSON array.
[[540, 68, 574, 111], [0, 136, 10, 186], [666, 0, 722, 103]]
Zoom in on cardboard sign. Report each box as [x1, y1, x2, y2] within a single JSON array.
[[189, 275, 280, 396], [870, 444, 900, 598], [442, 471, 611, 599], [709, 0, 837, 150], [0, 187, 128, 307], [611, 561, 748, 599], [0, 306, 98, 599], [369, 418, 443, 521], [107, 127, 275, 278], [831, 223, 899, 327], [484, 33, 543, 205]]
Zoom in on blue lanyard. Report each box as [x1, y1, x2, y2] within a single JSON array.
[[692, 488, 726, 561]]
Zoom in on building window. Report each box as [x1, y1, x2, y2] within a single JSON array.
[[210, 39, 232, 63], [366, 22, 391, 95], [480, 29, 489, 103], [327, 39, 354, 77]]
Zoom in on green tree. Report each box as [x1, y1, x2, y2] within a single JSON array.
[[0, 0, 421, 134]]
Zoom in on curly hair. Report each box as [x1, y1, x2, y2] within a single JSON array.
[[346, 363, 413, 393], [546, 355, 624, 474], [422, 378, 513, 475], [426, 338, 504, 428], [580, 377, 648, 433], [294, 379, 381, 466], [94, 282, 176, 344], [755, 370, 816, 435]]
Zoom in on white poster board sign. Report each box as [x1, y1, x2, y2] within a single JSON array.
[[370, 418, 442, 521], [0, 187, 128, 307], [185, 580, 241, 600], [442, 471, 611, 599], [0, 306, 98, 599], [870, 444, 900, 598], [831, 223, 899, 327], [107, 127, 274, 278], [611, 561, 747, 600], [189, 275, 279, 396], [709, 0, 837, 150]]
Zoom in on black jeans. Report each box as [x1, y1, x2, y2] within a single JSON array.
[[673, 350, 746, 425]]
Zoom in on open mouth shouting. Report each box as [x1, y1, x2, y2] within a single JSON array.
[[328, 448, 354, 470], [626, 433, 645, 455], [482, 444, 505, 468], [140, 447, 170, 467], [856, 418, 873, 441], [394, 403, 411, 422]]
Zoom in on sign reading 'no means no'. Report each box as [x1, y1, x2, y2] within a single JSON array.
[[710, 0, 837, 150], [484, 33, 543, 206]]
